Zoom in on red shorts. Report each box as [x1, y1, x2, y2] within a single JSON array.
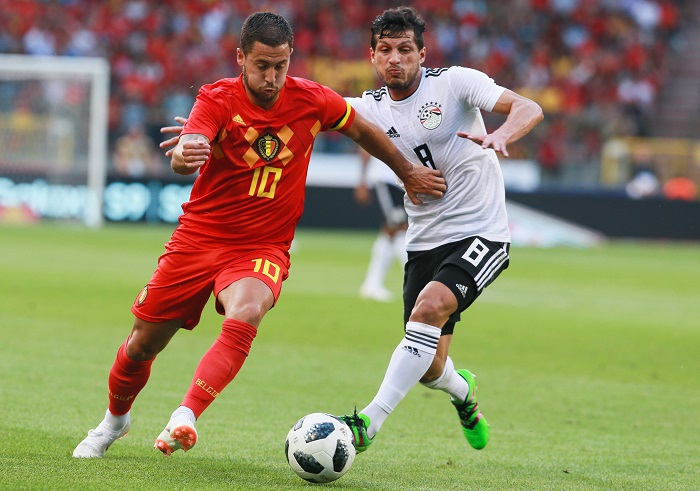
[[132, 237, 290, 330]]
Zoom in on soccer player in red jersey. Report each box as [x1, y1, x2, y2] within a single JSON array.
[[73, 11, 445, 459]]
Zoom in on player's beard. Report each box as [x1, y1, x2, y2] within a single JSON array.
[[380, 64, 422, 95], [242, 69, 281, 105]]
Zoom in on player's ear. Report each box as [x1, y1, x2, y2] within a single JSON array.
[[370, 48, 375, 63], [236, 48, 245, 67], [419, 47, 426, 65]]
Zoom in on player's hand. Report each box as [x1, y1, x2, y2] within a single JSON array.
[[171, 136, 210, 175], [458, 131, 510, 157], [354, 183, 371, 206], [160, 116, 188, 157], [402, 165, 446, 205]]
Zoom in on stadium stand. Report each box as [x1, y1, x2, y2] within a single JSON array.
[[0, 0, 694, 188]]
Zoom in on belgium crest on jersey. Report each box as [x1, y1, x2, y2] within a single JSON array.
[[256, 133, 281, 161]]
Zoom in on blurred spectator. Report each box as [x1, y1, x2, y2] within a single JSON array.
[[663, 176, 697, 200], [626, 167, 661, 199], [112, 123, 163, 178], [625, 144, 661, 198]]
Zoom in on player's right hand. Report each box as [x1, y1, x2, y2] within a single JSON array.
[[171, 135, 210, 175]]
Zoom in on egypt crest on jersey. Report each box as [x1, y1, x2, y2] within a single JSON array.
[[347, 66, 511, 251], [418, 101, 443, 130]]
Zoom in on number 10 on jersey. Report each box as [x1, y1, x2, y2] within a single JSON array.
[[249, 166, 282, 198]]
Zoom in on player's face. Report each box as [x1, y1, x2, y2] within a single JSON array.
[[238, 42, 292, 109], [370, 31, 426, 100]]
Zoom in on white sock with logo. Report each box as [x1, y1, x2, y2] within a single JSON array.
[[360, 321, 440, 437], [420, 356, 469, 403]]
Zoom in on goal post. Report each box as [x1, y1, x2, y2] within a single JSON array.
[[0, 54, 109, 227]]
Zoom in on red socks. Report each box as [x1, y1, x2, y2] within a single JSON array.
[[106, 319, 257, 419], [108, 338, 154, 416], [181, 319, 258, 418]]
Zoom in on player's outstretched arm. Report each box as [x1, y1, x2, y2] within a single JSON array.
[[457, 89, 543, 157], [171, 133, 211, 175], [344, 112, 446, 205]]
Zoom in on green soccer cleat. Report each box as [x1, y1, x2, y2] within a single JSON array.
[[452, 369, 489, 450], [338, 411, 374, 453]]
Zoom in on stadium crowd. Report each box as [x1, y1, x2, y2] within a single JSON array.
[[0, 0, 689, 182]]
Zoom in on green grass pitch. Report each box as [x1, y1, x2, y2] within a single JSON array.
[[1, 223, 698, 490]]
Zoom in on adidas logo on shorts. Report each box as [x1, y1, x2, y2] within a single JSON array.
[[456, 283, 469, 298]]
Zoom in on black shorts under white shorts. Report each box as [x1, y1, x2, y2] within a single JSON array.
[[403, 236, 510, 336]]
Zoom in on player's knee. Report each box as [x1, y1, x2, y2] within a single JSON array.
[[224, 301, 267, 327], [125, 341, 157, 361], [409, 294, 452, 327], [127, 318, 179, 360]]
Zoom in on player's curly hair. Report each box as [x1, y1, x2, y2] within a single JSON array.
[[240, 12, 294, 54], [370, 6, 427, 50]]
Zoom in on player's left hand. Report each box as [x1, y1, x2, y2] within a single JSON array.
[[160, 116, 188, 157], [457, 131, 510, 157], [354, 183, 372, 206]]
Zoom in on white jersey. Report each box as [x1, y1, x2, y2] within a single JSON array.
[[347, 66, 510, 251], [365, 155, 399, 186]]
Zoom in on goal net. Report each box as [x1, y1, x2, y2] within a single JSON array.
[[0, 54, 109, 227]]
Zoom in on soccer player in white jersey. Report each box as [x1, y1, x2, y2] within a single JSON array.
[[355, 148, 408, 302], [338, 6, 543, 453]]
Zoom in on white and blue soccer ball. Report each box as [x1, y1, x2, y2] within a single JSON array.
[[285, 412, 356, 483]]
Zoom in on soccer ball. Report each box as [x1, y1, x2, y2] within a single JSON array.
[[285, 412, 356, 483]]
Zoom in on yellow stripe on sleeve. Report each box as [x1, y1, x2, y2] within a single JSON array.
[[330, 100, 354, 131]]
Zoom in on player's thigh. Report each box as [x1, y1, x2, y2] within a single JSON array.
[[213, 246, 290, 325], [132, 246, 217, 331], [436, 236, 511, 314], [403, 250, 438, 326]]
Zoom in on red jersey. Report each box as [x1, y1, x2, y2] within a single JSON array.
[[177, 75, 355, 247]]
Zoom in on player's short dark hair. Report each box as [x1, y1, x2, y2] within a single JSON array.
[[240, 12, 294, 54], [370, 6, 427, 50]]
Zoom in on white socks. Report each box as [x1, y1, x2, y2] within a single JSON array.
[[360, 321, 441, 437], [170, 405, 196, 423], [360, 232, 407, 292], [361, 233, 394, 291], [104, 409, 129, 430], [420, 356, 469, 403]]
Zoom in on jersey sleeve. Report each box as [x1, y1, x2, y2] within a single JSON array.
[[182, 81, 231, 141], [448, 66, 505, 112], [345, 96, 368, 119], [319, 86, 355, 132]]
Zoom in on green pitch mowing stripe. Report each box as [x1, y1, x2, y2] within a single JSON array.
[[0, 223, 698, 490]]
